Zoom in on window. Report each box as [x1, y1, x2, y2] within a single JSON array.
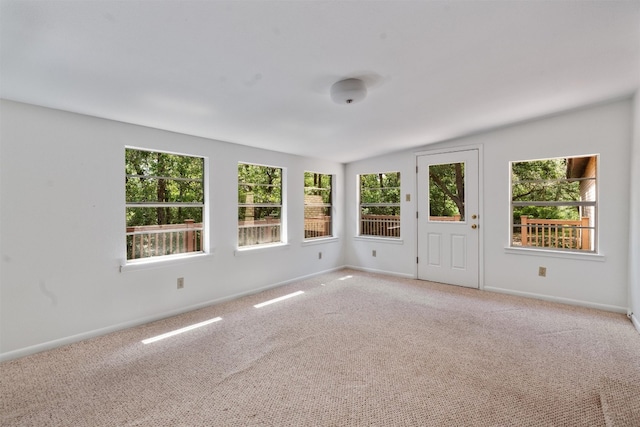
[[429, 162, 465, 222], [125, 148, 205, 261], [304, 172, 333, 239], [238, 163, 284, 247], [510, 155, 597, 252], [359, 172, 401, 238]]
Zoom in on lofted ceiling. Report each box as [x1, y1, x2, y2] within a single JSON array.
[[1, 1, 639, 163]]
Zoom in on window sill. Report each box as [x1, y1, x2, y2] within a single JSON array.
[[504, 247, 605, 262], [235, 242, 290, 256], [120, 251, 215, 272], [353, 236, 404, 245], [301, 237, 339, 246]]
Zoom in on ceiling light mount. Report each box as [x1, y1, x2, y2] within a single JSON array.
[[330, 78, 367, 105]]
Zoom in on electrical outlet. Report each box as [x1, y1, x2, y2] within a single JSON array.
[[318, 252, 322, 260], [372, 250, 377, 257], [177, 277, 184, 289], [538, 267, 546, 277]]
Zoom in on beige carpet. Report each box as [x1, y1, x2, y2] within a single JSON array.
[[2, 269, 640, 426], [600, 377, 640, 427]]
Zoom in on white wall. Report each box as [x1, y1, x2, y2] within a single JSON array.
[[0, 100, 345, 359], [631, 93, 640, 332], [1, 96, 636, 360], [346, 98, 633, 312], [345, 150, 417, 278]]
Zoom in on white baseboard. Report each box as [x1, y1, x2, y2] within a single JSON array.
[[343, 264, 415, 279], [484, 286, 628, 314], [630, 312, 640, 335], [0, 266, 345, 362]]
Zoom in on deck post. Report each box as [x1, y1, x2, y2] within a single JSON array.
[[521, 215, 529, 246], [580, 217, 589, 250], [185, 219, 194, 252]]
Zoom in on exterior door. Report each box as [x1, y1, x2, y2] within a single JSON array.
[[417, 149, 479, 288]]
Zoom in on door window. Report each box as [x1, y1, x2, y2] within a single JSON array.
[[429, 162, 465, 222]]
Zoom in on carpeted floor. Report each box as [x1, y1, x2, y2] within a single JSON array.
[[1, 269, 639, 426]]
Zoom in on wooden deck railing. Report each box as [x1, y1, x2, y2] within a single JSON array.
[[126, 219, 202, 260], [127, 214, 399, 255], [360, 214, 400, 238], [520, 215, 590, 250]]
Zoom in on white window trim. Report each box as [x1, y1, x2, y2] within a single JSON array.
[[120, 251, 215, 272], [504, 247, 605, 261], [358, 172, 401, 239], [234, 242, 290, 256], [353, 236, 404, 245], [237, 163, 287, 249], [304, 171, 334, 241], [508, 154, 598, 255], [301, 236, 340, 246]]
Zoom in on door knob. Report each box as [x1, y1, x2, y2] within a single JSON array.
[[471, 224, 478, 229], [471, 214, 477, 219]]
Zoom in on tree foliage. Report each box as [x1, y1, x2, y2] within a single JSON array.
[[125, 149, 204, 227]]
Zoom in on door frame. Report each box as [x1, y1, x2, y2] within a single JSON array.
[[414, 144, 485, 290]]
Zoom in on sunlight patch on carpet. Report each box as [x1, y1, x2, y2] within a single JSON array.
[[141, 317, 222, 344], [254, 291, 304, 308]]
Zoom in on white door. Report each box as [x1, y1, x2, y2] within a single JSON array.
[[417, 149, 479, 288]]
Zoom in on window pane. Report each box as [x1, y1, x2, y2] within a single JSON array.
[[304, 172, 332, 204], [305, 206, 332, 239], [238, 189, 282, 205], [125, 150, 204, 180], [361, 205, 400, 216], [126, 206, 203, 227], [238, 164, 282, 204], [126, 229, 203, 260], [512, 179, 582, 203], [513, 216, 593, 251], [429, 162, 465, 221], [360, 209, 400, 238], [359, 172, 400, 238], [238, 205, 281, 222], [126, 177, 204, 203], [238, 207, 282, 246]]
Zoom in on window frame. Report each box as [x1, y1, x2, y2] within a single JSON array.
[[304, 171, 334, 240], [358, 171, 401, 239], [124, 147, 208, 265], [509, 154, 598, 254], [237, 162, 287, 249]]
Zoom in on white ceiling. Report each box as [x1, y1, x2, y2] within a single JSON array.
[[1, 1, 639, 163]]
